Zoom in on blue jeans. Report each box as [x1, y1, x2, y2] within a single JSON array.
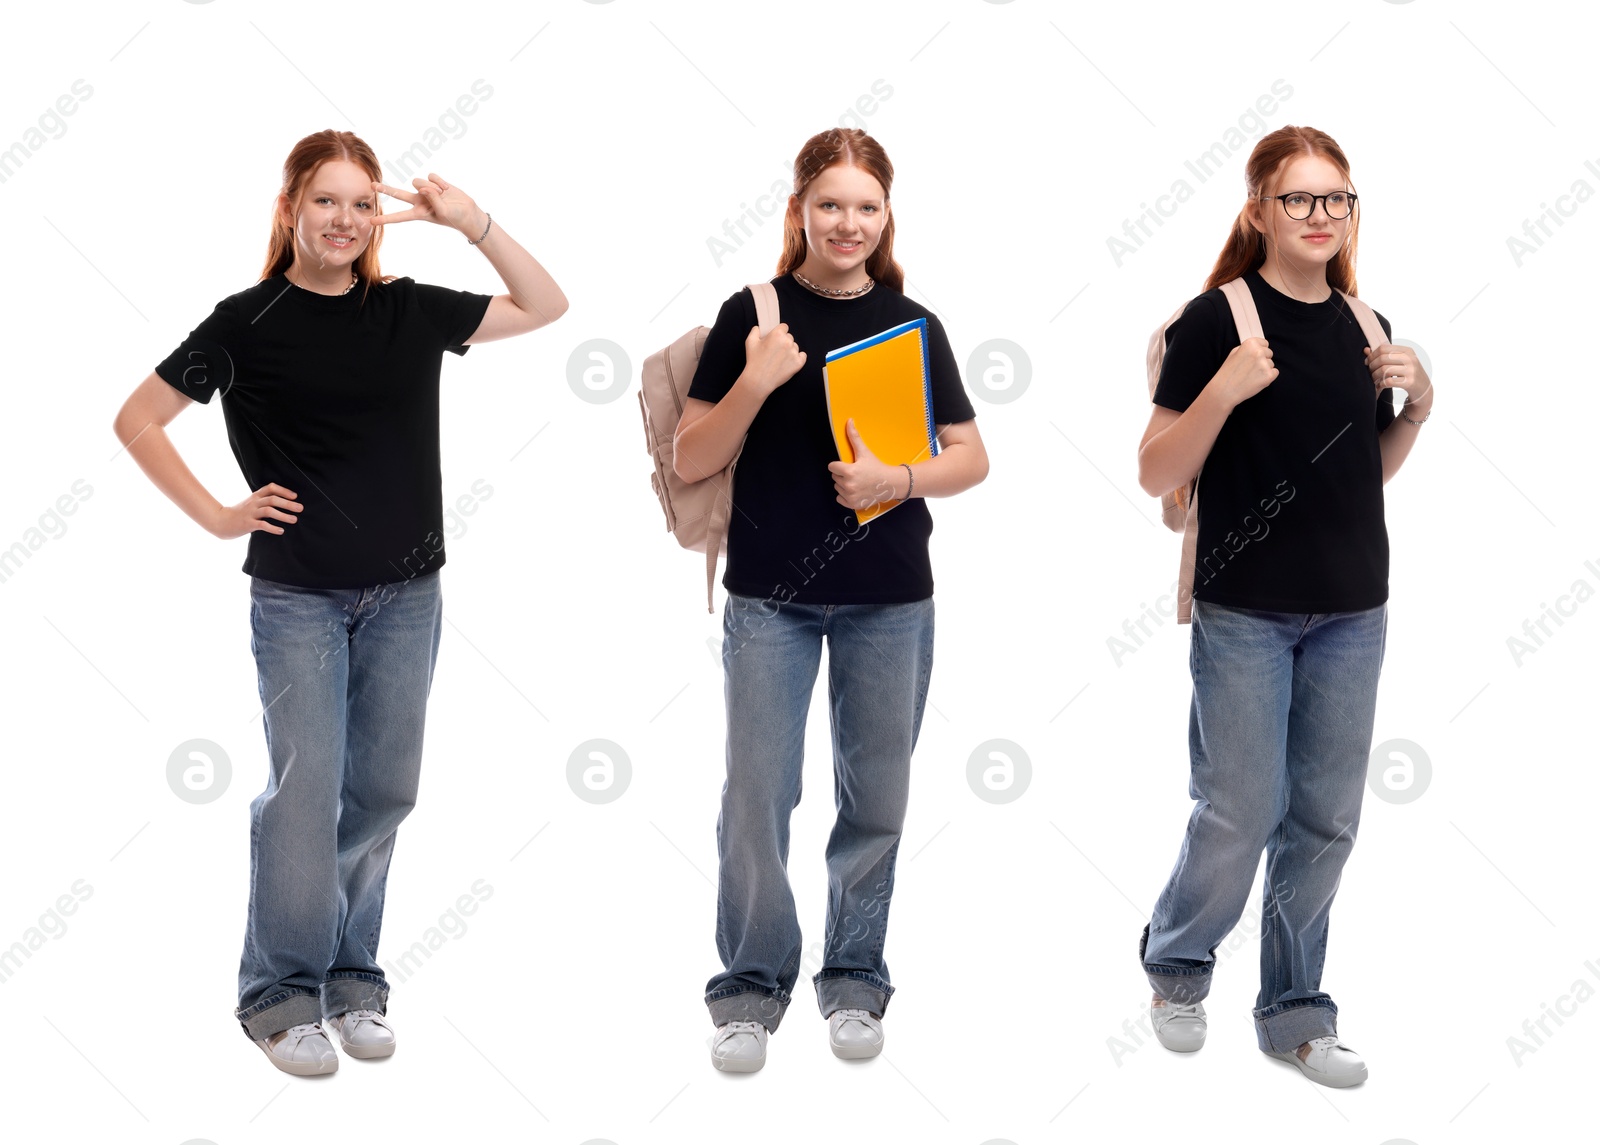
[[234, 571, 443, 1041], [1141, 598, 1387, 1053], [705, 593, 935, 1032]]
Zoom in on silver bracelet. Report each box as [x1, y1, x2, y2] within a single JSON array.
[[902, 463, 915, 499], [1399, 404, 1430, 426], [468, 212, 492, 245]]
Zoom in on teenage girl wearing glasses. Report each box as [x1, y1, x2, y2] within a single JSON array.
[[1135, 126, 1432, 1088]]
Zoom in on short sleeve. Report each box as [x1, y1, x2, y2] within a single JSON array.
[[1151, 293, 1231, 414], [687, 289, 757, 404], [925, 314, 976, 425], [1373, 310, 1397, 433], [154, 298, 242, 405], [414, 281, 495, 356]]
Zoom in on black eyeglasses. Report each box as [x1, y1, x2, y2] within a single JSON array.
[[1261, 191, 1357, 220]]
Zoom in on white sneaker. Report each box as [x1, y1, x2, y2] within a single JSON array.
[[710, 1020, 768, 1072], [256, 1022, 338, 1076], [1151, 998, 1207, 1052], [327, 1009, 396, 1059], [1267, 1035, 1368, 1087], [828, 1008, 884, 1060]]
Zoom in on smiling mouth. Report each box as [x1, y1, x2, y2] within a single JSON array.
[[323, 234, 355, 248]]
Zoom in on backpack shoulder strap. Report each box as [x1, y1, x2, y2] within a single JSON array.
[[748, 280, 779, 335], [1150, 279, 1260, 397], [1172, 277, 1260, 624], [1218, 277, 1264, 343], [1336, 290, 1388, 351], [699, 282, 781, 612]]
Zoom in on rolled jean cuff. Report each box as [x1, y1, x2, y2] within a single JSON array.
[[814, 969, 893, 1019], [1254, 998, 1338, 1053], [1140, 924, 1211, 1005], [321, 971, 389, 1020], [236, 989, 324, 1041], [1145, 968, 1211, 1005], [707, 985, 790, 1033]]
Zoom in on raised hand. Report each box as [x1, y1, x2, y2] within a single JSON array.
[[370, 172, 486, 239]]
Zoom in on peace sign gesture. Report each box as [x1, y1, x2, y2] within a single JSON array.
[[370, 172, 486, 238]]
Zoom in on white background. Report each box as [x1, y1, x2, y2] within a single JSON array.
[[0, 1, 1593, 1142]]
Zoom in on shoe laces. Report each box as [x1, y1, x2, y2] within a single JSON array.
[[1305, 1035, 1353, 1057], [718, 1020, 764, 1040], [1155, 1000, 1204, 1021], [338, 1008, 387, 1027], [832, 1008, 873, 1024], [270, 1022, 329, 1051]]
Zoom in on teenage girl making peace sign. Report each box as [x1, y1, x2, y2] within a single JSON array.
[[112, 130, 567, 1075], [1135, 126, 1432, 1088], [674, 127, 989, 1072]]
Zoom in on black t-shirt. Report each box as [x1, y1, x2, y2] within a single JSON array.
[[155, 273, 493, 588], [1152, 266, 1396, 613], [688, 274, 977, 605]]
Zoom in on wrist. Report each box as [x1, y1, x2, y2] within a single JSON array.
[[1396, 388, 1432, 425], [1200, 379, 1241, 418], [735, 369, 775, 402], [464, 209, 491, 244]]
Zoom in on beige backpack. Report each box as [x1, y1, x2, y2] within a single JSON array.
[[1146, 277, 1387, 623], [640, 281, 779, 612]]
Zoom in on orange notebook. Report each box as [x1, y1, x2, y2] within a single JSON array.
[[823, 317, 940, 524]]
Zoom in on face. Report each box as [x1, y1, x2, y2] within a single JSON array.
[[1248, 153, 1353, 273], [278, 158, 378, 273], [789, 163, 888, 274]]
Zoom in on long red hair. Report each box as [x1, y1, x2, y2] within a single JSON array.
[[778, 128, 905, 293], [1204, 125, 1361, 297], [260, 129, 394, 304]]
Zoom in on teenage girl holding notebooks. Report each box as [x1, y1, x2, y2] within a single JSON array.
[[674, 127, 989, 1072], [111, 130, 567, 1075], [1135, 126, 1432, 1087]]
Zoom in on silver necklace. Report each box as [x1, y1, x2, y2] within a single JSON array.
[[289, 269, 358, 296], [794, 270, 874, 298]]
